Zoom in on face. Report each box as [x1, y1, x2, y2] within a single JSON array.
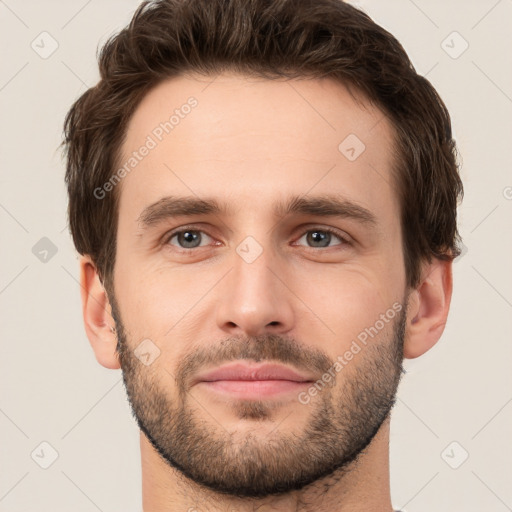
[[110, 72, 408, 497]]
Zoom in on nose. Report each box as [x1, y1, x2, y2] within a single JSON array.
[[215, 243, 295, 338]]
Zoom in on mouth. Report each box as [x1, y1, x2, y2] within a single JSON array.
[[192, 362, 315, 399]]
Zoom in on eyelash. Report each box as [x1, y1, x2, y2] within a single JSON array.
[[163, 226, 352, 251]]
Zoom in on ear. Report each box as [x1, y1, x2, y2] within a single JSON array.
[[79, 255, 121, 369], [404, 258, 453, 359]]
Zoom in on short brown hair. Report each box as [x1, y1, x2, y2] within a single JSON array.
[[61, 0, 463, 292]]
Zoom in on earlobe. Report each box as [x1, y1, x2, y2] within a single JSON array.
[[404, 259, 453, 359], [79, 256, 121, 370]]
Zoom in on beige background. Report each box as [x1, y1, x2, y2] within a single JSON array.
[[1, 0, 511, 510]]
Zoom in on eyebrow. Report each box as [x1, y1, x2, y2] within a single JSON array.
[[136, 194, 378, 229]]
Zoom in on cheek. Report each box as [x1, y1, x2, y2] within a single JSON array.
[[290, 263, 398, 353], [114, 253, 217, 343], [114, 235, 405, 361], [113, 267, 196, 382]]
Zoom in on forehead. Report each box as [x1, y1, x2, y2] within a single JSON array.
[[117, 72, 398, 226]]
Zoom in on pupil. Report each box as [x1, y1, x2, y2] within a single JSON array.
[[309, 231, 330, 247], [181, 231, 199, 248]]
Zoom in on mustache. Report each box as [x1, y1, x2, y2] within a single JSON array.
[[175, 334, 334, 392]]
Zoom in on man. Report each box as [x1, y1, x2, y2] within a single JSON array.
[[61, 0, 463, 510]]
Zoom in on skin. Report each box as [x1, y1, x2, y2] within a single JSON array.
[[79, 72, 453, 511]]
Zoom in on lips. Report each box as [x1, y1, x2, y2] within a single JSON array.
[[192, 362, 315, 385]]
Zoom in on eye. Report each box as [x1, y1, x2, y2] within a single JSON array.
[[163, 226, 351, 252], [294, 227, 350, 249], [165, 229, 214, 250]]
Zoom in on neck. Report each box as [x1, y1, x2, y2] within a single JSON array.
[[140, 417, 394, 512]]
